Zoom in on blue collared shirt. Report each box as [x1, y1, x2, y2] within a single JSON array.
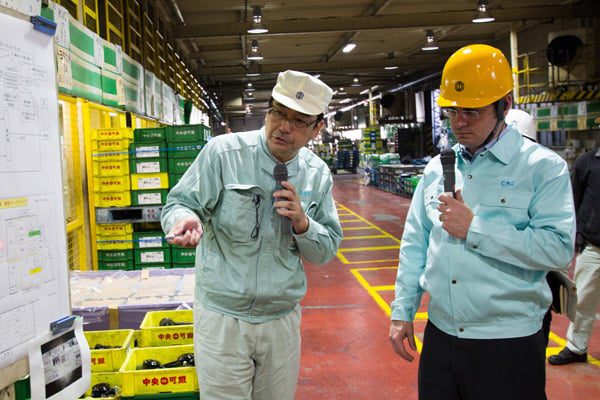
[[391, 126, 575, 339]]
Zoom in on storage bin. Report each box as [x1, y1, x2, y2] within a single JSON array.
[[139, 310, 193, 347]]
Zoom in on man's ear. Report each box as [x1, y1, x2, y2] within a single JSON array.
[[311, 121, 324, 139]]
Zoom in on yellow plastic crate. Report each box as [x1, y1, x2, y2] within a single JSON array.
[[96, 223, 133, 236], [119, 344, 198, 396], [140, 310, 193, 347], [92, 128, 134, 140], [92, 150, 130, 161], [94, 175, 131, 192], [97, 233, 133, 250], [93, 159, 130, 177], [85, 329, 134, 372], [130, 172, 169, 190], [83, 371, 122, 398], [92, 138, 132, 152], [94, 191, 131, 207]]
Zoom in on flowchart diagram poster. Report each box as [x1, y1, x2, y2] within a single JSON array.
[[0, 12, 70, 369]]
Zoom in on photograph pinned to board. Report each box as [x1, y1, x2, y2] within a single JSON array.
[[28, 316, 91, 400]]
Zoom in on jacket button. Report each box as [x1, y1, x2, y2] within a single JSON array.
[[452, 280, 457, 284], [472, 244, 478, 249], [500, 198, 506, 204], [459, 328, 464, 332], [467, 174, 473, 179]]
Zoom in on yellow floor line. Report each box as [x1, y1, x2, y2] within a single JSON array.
[[340, 219, 363, 223], [342, 234, 390, 240], [372, 285, 395, 291], [340, 245, 399, 252], [342, 226, 378, 231]]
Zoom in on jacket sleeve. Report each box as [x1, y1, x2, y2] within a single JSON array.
[[391, 179, 431, 321], [294, 175, 343, 265], [161, 146, 223, 234], [466, 159, 575, 271]]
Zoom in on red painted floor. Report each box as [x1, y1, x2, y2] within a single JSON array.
[[297, 174, 600, 400]]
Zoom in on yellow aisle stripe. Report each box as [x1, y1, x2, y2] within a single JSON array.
[[343, 226, 378, 231], [340, 245, 399, 252], [340, 219, 363, 223], [343, 235, 389, 240]]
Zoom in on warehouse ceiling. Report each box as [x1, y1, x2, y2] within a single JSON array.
[[156, 0, 599, 118]]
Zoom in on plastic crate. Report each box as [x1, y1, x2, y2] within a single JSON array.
[[99, 259, 135, 270], [96, 234, 133, 250], [134, 262, 171, 270], [167, 157, 195, 174], [167, 142, 203, 159], [121, 392, 199, 400], [92, 159, 130, 177], [92, 128, 133, 141], [134, 247, 171, 265], [94, 191, 131, 207], [139, 310, 193, 347], [93, 139, 132, 152], [134, 127, 166, 143], [133, 231, 168, 249], [131, 189, 169, 206], [166, 125, 204, 143], [98, 249, 134, 262], [171, 248, 196, 264], [85, 329, 134, 372], [131, 173, 169, 190], [119, 344, 197, 396], [96, 223, 133, 236], [172, 263, 195, 269], [83, 371, 122, 398], [130, 143, 166, 160], [129, 157, 169, 174], [168, 172, 184, 188], [94, 175, 131, 192]]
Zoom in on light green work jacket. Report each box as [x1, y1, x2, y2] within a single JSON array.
[[161, 128, 343, 322]]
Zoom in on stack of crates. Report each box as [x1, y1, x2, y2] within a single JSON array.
[[130, 127, 169, 207], [165, 125, 207, 269], [93, 128, 134, 270], [119, 310, 198, 398], [133, 230, 171, 270], [83, 329, 135, 398]]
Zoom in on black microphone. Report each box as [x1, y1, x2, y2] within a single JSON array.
[[440, 149, 456, 198], [273, 163, 292, 235]]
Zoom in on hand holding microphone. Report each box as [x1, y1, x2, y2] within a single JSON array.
[[440, 149, 456, 198], [273, 163, 309, 235], [437, 149, 473, 240]]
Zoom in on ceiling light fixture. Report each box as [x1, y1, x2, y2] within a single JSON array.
[[384, 52, 399, 70], [247, 40, 264, 60], [342, 43, 356, 53], [247, 6, 269, 34], [245, 82, 256, 92], [351, 77, 360, 87], [472, 0, 495, 23], [421, 30, 439, 51]]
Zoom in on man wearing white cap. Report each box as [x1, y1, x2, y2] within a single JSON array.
[[161, 70, 342, 400]]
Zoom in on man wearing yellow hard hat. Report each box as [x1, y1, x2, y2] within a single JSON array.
[[390, 44, 575, 399]]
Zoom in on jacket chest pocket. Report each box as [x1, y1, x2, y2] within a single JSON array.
[[478, 189, 531, 226], [215, 185, 262, 243], [424, 184, 442, 224]]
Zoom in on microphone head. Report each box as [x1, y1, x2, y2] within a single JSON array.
[[440, 149, 456, 166], [273, 163, 288, 182]]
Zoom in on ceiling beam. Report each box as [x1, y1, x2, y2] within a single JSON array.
[[173, 5, 600, 39], [198, 56, 444, 77]]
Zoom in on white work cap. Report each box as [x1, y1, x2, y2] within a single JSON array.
[[506, 109, 537, 142], [272, 70, 333, 116]]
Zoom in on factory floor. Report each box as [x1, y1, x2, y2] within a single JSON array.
[[297, 174, 600, 400]]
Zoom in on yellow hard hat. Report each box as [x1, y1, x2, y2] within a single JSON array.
[[437, 44, 513, 108]]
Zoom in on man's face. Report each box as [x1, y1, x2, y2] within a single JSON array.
[[264, 101, 323, 162], [445, 97, 510, 152]]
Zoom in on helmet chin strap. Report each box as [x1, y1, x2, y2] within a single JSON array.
[[480, 118, 506, 149]]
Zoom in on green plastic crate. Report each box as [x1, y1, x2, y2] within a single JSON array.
[[171, 247, 196, 264], [134, 247, 171, 264], [133, 231, 168, 249], [14, 376, 30, 400], [98, 249, 134, 262], [172, 263, 195, 269], [129, 142, 167, 160], [134, 127, 166, 143], [169, 172, 185, 188], [99, 259, 135, 270], [167, 142, 203, 159], [167, 157, 195, 174], [166, 125, 204, 143], [134, 262, 171, 270]]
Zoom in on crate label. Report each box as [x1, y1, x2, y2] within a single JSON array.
[[141, 251, 164, 263], [137, 193, 161, 205], [139, 236, 163, 248], [140, 374, 189, 387], [137, 177, 162, 189], [136, 161, 160, 173], [156, 332, 193, 341], [135, 146, 160, 158]]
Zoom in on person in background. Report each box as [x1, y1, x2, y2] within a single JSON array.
[[389, 44, 575, 399], [549, 138, 600, 365], [161, 70, 343, 400]]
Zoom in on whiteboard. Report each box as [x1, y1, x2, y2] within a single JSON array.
[[0, 11, 70, 369]]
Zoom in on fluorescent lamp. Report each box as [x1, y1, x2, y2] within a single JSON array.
[[342, 43, 356, 53], [472, 0, 495, 23]]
